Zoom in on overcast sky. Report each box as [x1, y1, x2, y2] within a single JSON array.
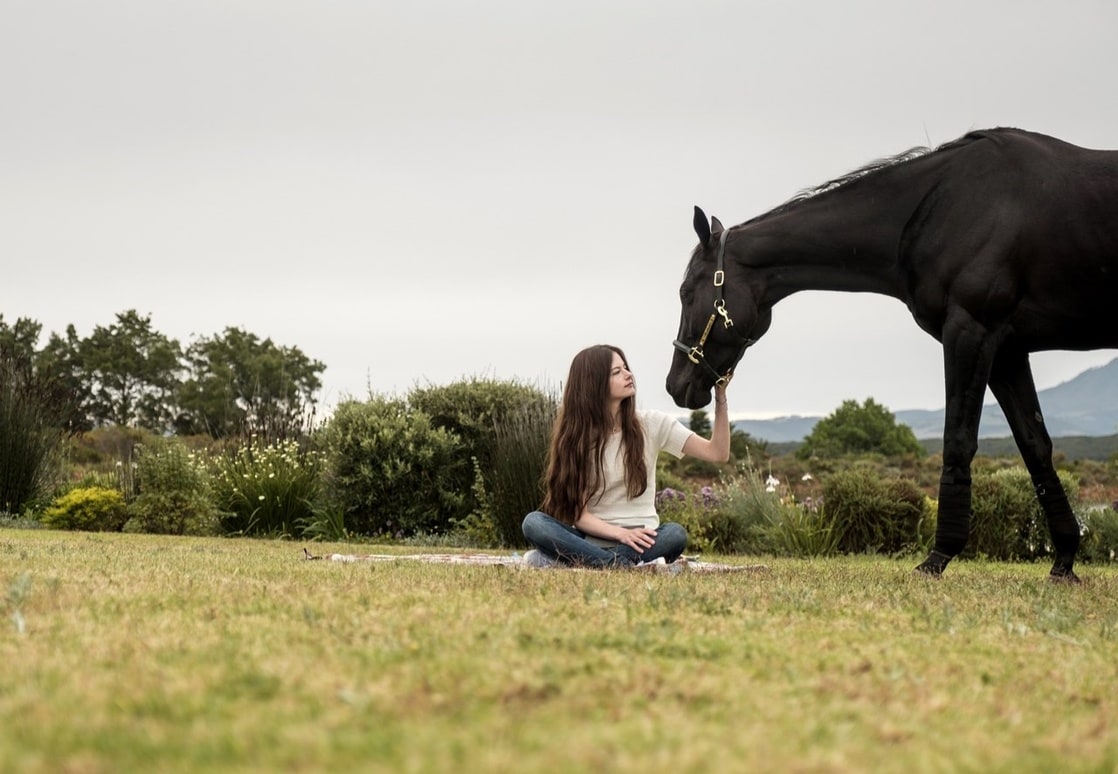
[[4, 0, 1116, 421]]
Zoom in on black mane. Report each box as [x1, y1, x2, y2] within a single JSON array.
[[747, 130, 992, 225]]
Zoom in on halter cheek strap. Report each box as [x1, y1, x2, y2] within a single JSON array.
[[672, 228, 755, 387]]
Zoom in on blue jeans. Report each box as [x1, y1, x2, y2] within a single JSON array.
[[521, 510, 687, 568]]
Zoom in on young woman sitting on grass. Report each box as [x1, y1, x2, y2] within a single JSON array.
[[522, 344, 731, 568]]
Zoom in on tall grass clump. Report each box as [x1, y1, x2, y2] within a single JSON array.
[[462, 399, 556, 547], [296, 502, 350, 542], [0, 354, 73, 515], [210, 436, 325, 536], [765, 498, 841, 557], [714, 474, 775, 553], [721, 466, 841, 556], [124, 438, 221, 536]]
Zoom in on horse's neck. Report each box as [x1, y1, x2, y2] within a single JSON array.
[[738, 176, 927, 304]]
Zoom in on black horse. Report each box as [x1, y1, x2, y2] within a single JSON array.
[[667, 127, 1118, 581]]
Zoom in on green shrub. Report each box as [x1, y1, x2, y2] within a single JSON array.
[[1079, 507, 1118, 564], [966, 467, 1079, 561], [211, 437, 326, 536], [409, 378, 555, 529], [41, 486, 127, 531], [660, 468, 929, 559], [821, 468, 925, 555], [124, 439, 221, 536], [320, 398, 465, 537]]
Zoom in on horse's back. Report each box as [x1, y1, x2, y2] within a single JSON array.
[[946, 127, 1118, 208], [916, 128, 1118, 261], [907, 129, 1118, 349]]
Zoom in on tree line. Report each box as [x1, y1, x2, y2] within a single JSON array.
[[0, 310, 323, 438]]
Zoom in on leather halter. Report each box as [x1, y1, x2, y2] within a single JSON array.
[[672, 228, 755, 387]]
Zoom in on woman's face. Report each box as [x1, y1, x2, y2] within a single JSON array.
[[607, 351, 636, 403]]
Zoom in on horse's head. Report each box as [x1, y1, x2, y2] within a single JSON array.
[[666, 206, 770, 409]]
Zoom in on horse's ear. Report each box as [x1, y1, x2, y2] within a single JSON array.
[[710, 216, 724, 239], [693, 206, 711, 245]]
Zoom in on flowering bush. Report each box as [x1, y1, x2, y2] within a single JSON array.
[[210, 436, 326, 536], [655, 487, 687, 510], [655, 487, 708, 549], [700, 485, 719, 508], [657, 469, 841, 557], [656, 481, 766, 554]]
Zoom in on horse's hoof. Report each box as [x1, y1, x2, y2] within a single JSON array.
[[1049, 565, 1082, 585], [913, 562, 943, 578], [914, 550, 951, 578]]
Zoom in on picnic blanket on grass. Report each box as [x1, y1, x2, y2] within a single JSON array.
[[302, 548, 767, 574]]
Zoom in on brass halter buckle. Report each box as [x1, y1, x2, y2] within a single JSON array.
[[672, 227, 753, 387]]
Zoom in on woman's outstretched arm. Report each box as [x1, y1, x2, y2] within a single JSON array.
[[681, 382, 731, 463]]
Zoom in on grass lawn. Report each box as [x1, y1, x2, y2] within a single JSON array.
[[2, 529, 1117, 772]]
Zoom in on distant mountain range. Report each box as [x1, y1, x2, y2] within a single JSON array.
[[734, 357, 1118, 443]]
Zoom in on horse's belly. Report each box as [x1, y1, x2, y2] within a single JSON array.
[[1011, 295, 1118, 349]]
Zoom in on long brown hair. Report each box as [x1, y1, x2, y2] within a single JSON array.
[[540, 345, 647, 525]]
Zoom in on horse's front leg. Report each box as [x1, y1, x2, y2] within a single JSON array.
[[916, 312, 1004, 577], [987, 346, 1081, 583]]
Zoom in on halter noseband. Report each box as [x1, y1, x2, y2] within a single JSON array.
[[672, 228, 755, 387]]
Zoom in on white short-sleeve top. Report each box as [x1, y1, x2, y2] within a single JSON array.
[[584, 409, 693, 546]]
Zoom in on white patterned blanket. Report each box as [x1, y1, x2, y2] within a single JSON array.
[[302, 548, 767, 574]]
